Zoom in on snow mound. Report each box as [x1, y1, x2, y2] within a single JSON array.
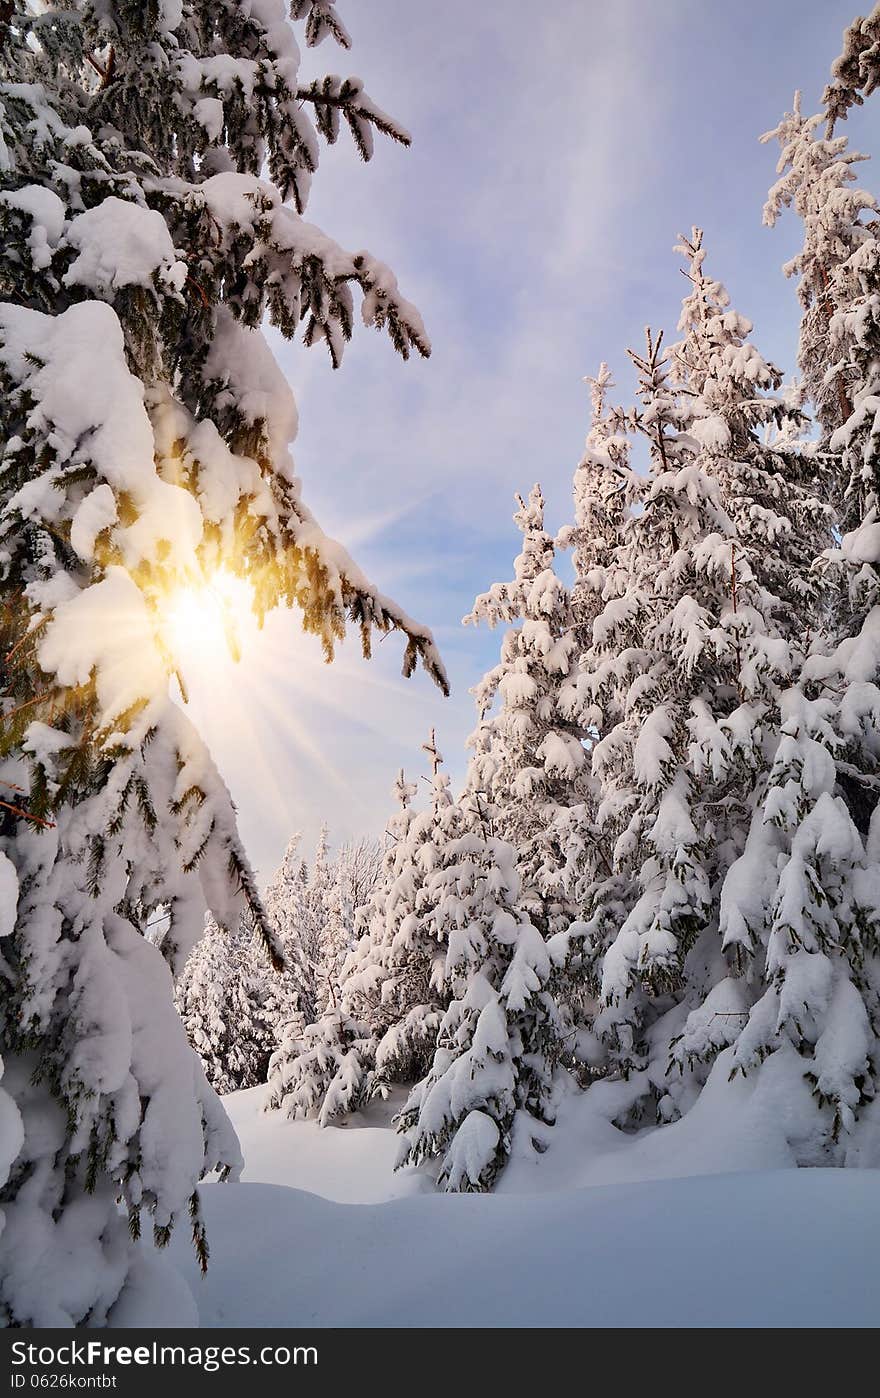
[[172, 1170, 880, 1328], [168, 1081, 880, 1328]]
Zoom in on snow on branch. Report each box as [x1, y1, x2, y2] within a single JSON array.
[[290, 0, 353, 50]]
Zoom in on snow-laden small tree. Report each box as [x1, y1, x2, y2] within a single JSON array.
[[321, 833, 383, 1006], [262, 831, 314, 1032], [0, 0, 444, 1324], [559, 365, 636, 654], [262, 824, 381, 1032], [266, 1002, 378, 1126], [321, 868, 356, 1008], [334, 834, 383, 945], [396, 790, 572, 1192], [304, 823, 344, 1012], [567, 324, 690, 1093], [575, 235, 831, 1124], [266, 758, 450, 1123], [551, 371, 641, 1071], [307, 823, 332, 921], [336, 737, 461, 1090], [464, 486, 589, 935], [174, 916, 276, 1095]]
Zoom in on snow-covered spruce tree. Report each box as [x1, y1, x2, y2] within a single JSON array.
[[775, 279, 880, 1155], [334, 834, 382, 942], [261, 830, 314, 1035], [263, 827, 327, 1026], [558, 364, 637, 656], [569, 325, 697, 1103], [267, 767, 423, 1122], [557, 328, 691, 1072], [762, 91, 877, 453], [268, 736, 472, 1125], [303, 822, 343, 1013], [814, 91, 880, 530], [396, 788, 572, 1192], [823, 4, 880, 135], [707, 62, 880, 1158], [320, 832, 382, 1007], [550, 371, 642, 1070], [576, 235, 832, 1126], [321, 867, 351, 1008], [307, 822, 332, 921], [824, 176, 880, 560], [0, 2, 445, 1324], [174, 916, 276, 1095], [261, 824, 376, 1035], [357, 731, 461, 1090], [464, 486, 589, 936]]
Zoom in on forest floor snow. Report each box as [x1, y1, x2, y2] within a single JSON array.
[[166, 1077, 880, 1328]]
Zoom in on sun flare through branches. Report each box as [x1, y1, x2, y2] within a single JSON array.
[[163, 569, 253, 679]]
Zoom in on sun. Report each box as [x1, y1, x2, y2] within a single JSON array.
[[163, 569, 253, 681]]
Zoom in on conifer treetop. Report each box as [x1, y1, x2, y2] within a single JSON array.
[[823, 4, 880, 133], [558, 363, 637, 660], [463, 483, 588, 936], [761, 91, 877, 434], [671, 227, 788, 450], [421, 727, 443, 777], [575, 362, 632, 477], [627, 326, 691, 475]]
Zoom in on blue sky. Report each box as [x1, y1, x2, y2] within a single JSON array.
[[183, 0, 878, 882]]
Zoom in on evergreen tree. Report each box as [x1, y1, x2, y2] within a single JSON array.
[[559, 365, 636, 654], [575, 235, 831, 1124], [334, 734, 459, 1092], [0, 1, 444, 1323], [826, 198, 880, 545], [174, 916, 276, 1095], [262, 825, 381, 1031], [262, 832, 319, 1036], [762, 91, 876, 444], [551, 373, 641, 1066], [709, 47, 880, 1157], [321, 867, 356, 1008], [267, 759, 447, 1121], [308, 823, 332, 919], [265, 825, 332, 1025], [304, 823, 338, 1012], [266, 1000, 377, 1126], [464, 486, 589, 935], [396, 789, 571, 1192], [334, 835, 383, 941]]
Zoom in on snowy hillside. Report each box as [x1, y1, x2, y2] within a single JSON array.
[[166, 1085, 880, 1328]]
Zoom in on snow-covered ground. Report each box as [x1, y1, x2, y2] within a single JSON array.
[[218, 1086, 429, 1203], [169, 1080, 880, 1328]]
